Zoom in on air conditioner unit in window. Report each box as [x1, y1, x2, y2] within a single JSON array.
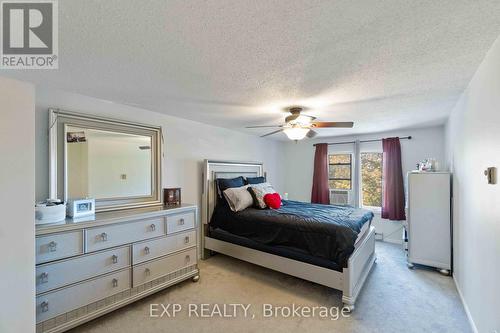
[[330, 189, 350, 205]]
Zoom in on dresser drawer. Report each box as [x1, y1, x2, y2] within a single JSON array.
[[133, 248, 196, 287], [36, 231, 84, 264], [86, 218, 165, 252], [36, 246, 131, 294], [166, 211, 195, 234], [132, 230, 196, 265], [36, 268, 131, 323]]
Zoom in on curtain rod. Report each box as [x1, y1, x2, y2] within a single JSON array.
[[313, 136, 412, 147]]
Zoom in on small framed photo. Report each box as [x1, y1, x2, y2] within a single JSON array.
[[67, 131, 86, 143], [164, 188, 181, 206]]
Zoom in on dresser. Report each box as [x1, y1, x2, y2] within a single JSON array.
[[35, 205, 199, 333], [406, 172, 451, 274]]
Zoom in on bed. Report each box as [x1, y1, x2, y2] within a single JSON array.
[[201, 160, 376, 310]]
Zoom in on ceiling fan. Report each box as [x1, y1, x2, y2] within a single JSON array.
[[246, 107, 354, 141]]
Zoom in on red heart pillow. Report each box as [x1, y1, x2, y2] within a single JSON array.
[[264, 193, 281, 209]]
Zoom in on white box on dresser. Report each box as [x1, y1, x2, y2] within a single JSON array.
[[35, 204, 199, 333]]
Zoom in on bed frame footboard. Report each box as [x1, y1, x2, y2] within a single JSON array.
[[203, 226, 376, 310], [341, 226, 376, 310]]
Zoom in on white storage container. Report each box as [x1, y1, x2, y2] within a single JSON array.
[[35, 203, 67, 225]]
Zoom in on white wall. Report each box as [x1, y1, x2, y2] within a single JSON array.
[[0, 76, 36, 333], [35, 87, 285, 209], [445, 36, 500, 333], [283, 126, 446, 243]]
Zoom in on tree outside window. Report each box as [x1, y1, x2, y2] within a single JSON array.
[[361, 152, 383, 208], [328, 154, 352, 190]]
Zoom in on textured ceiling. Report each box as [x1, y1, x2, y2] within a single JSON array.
[[3, 0, 500, 139]]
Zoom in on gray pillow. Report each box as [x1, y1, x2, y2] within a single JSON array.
[[223, 185, 253, 212], [248, 183, 277, 208]]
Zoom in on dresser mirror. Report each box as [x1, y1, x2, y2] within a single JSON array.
[[49, 109, 162, 212]]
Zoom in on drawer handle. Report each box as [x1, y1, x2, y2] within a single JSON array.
[[150, 224, 156, 231], [41, 301, 49, 313], [185, 255, 190, 263], [48, 241, 57, 252], [184, 236, 190, 244], [112, 278, 118, 288], [144, 246, 150, 255], [145, 268, 151, 276], [112, 255, 118, 264], [40, 272, 49, 283], [100, 232, 108, 242], [178, 218, 185, 226]]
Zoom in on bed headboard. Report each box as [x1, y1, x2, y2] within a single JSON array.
[[201, 159, 264, 226]]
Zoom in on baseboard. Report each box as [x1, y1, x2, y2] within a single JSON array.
[[453, 275, 478, 333]]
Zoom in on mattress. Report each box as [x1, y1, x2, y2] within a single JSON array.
[[209, 227, 344, 272], [210, 200, 374, 267]]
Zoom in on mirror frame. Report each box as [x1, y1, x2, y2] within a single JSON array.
[[49, 108, 163, 212]]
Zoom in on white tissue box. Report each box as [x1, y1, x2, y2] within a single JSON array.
[[35, 203, 67, 225]]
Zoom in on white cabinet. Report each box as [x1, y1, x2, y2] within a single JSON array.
[[406, 172, 451, 272], [35, 205, 199, 333]]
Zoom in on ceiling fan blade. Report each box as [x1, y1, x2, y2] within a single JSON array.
[[306, 129, 317, 138], [311, 121, 354, 128], [260, 129, 284, 138], [246, 125, 283, 129]]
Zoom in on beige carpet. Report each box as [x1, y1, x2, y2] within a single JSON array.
[[70, 242, 470, 333]]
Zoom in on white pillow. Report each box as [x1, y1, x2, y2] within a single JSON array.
[[249, 182, 277, 209], [223, 185, 254, 212]]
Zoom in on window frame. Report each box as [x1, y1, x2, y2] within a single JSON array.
[[359, 150, 383, 212], [328, 153, 353, 190]]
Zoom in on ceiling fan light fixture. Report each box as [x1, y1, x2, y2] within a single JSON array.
[[283, 127, 309, 140], [293, 115, 314, 125]]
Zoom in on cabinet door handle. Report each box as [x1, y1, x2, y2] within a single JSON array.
[[112, 255, 118, 264], [48, 241, 57, 252], [144, 246, 150, 255], [184, 236, 190, 244], [178, 218, 185, 226], [41, 301, 49, 313], [112, 278, 118, 288], [145, 268, 151, 276], [100, 233, 108, 241], [185, 255, 190, 263], [40, 272, 49, 283], [150, 224, 156, 231]]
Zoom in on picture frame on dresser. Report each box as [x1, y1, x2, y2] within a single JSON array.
[[164, 188, 182, 206]]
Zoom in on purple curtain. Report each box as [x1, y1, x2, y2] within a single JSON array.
[[311, 143, 330, 204], [382, 137, 406, 220]]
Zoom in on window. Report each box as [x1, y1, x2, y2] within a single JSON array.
[[360, 152, 383, 208], [328, 154, 352, 189]]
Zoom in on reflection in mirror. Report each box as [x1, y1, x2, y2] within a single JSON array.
[[66, 126, 152, 200]]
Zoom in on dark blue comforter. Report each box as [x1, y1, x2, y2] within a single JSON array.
[[210, 200, 374, 267]]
